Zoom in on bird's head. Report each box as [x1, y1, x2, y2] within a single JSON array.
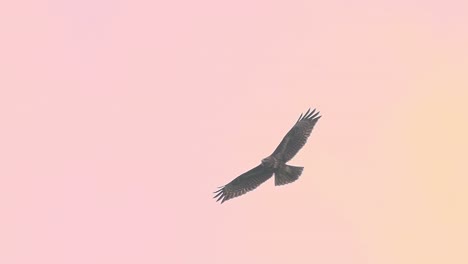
[[261, 157, 275, 167]]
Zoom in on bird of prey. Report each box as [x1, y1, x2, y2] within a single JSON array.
[[214, 108, 321, 203]]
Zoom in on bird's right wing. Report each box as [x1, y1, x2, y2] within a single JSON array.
[[214, 165, 274, 203]]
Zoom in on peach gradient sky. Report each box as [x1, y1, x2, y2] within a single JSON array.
[[1, 1, 467, 264]]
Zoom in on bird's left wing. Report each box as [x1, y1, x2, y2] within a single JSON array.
[[214, 165, 274, 203], [271, 108, 321, 162]]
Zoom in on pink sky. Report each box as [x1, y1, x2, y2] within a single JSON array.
[[1, 1, 467, 263]]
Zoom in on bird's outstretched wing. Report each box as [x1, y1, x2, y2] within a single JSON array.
[[271, 108, 321, 162], [214, 165, 274, 203]]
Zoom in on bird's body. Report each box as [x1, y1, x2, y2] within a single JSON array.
[[214, 108, 321, 203]]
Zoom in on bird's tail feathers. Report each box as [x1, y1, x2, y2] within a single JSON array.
[[275, 165, 303, 186]]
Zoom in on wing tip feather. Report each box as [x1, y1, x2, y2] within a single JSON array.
[[298, 107, 321, 122]]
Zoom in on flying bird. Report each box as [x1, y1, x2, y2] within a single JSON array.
[[214, 108, 321, 203]]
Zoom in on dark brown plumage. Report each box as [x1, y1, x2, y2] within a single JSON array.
[[214, 108, 321, 203]]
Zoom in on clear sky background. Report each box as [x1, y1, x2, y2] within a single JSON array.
[[1, 1, 467, 263]]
